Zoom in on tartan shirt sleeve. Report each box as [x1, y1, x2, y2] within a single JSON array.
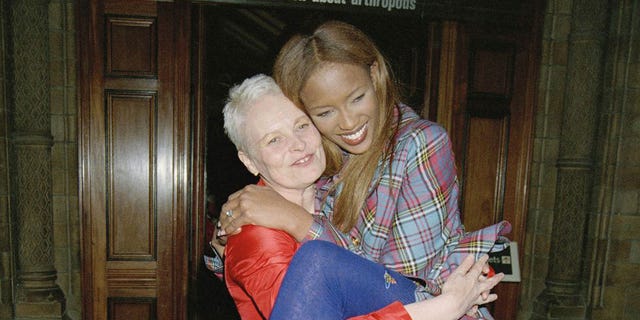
[[383, 113, 511, 297], [304, 177, 355, 250], [375, 118, 467, 294]]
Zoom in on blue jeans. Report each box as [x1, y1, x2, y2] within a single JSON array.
[[270, 240, 418, 320]]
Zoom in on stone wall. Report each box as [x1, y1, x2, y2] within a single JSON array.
[[521, 0, 640, 319], [0, 1, 13, 318], [49, 1, 80, 319], [0, 1, 79, 319], [518, 0, 568, 316], [588, 0, 640, 318]]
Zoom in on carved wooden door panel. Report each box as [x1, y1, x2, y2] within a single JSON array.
[[427, 21, 539, 320], [78, 1, 191, 319]]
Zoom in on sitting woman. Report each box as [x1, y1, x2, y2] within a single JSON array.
[[214, 74, 503, 320]]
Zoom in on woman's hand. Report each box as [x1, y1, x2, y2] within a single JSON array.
[[403, 254, 503, 320], [218, 184, 313, 241], [210, 222, 226, 258], [404, 255, 504, 320], [442, 254, 503, 318]]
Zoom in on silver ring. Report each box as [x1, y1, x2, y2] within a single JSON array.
[[225, 210, 233, 218]]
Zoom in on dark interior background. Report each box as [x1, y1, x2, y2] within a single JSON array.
[[196, 4, 428, 318]]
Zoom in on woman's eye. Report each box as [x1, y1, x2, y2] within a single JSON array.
[[298, 122, 310, 129], [316, 110, 331, 118], [268, 137, 280, 144], [353, 94, 364, 103]]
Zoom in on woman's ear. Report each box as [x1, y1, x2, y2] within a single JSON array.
[[238, 151, 259, 176]]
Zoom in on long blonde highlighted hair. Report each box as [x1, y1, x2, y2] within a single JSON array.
[[273, 20, 400, 232]]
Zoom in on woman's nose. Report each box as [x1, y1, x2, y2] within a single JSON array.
[[338, 110, 357, 130], [291, 135, 306, 151]]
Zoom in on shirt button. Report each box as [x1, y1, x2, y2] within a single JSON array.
[[351, 236, 360, 247]]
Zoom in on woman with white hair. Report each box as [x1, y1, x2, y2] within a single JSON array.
[[214, 74, 502, 320]]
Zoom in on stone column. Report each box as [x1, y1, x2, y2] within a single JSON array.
[[532, 0, 608, 319], [10, 0, 65, 317]]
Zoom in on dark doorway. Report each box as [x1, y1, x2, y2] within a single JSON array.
[[193, 3, 428, 319]]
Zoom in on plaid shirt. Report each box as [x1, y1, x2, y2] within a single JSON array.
[[306, 105, 511, 301]]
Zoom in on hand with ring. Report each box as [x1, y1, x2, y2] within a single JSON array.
[[217, 208, 234, 237], [441, 254, 504, 318], [218, 184, 313, 240], [216, 209, 234, 238]]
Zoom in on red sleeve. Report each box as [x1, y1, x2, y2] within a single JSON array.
[[224, 225, 299, 319], [347, 301, 412, 320]]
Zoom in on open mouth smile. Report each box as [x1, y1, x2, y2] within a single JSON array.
[[340, 123, 367, 145], [292, 154, 314, 166]]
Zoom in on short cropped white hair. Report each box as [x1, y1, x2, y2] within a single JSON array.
[[223, 74, 283, 152]]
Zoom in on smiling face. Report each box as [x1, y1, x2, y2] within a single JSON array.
[[239, 93, 326, 193], [300, 62, 380, 155]]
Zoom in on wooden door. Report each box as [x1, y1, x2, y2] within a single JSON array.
[[77, 1, 192, 319], [426, 19, 540, 319]]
